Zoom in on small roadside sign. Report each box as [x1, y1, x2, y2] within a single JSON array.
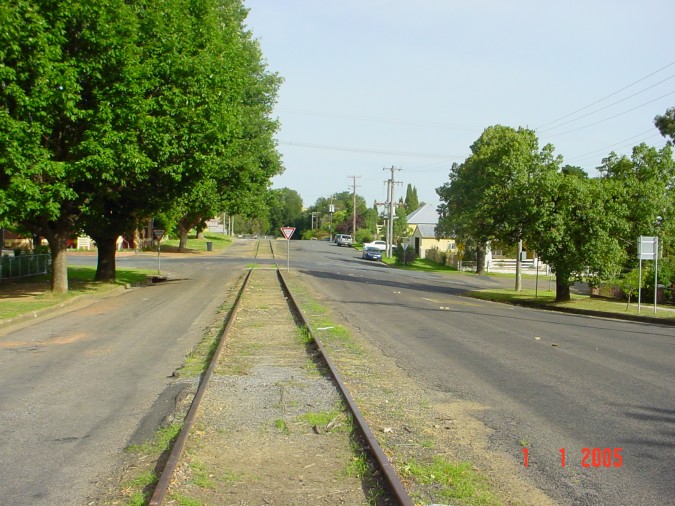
[[280, 227, 296, 240], [280, 227, 295, 271], [638, 236, 657, 260], [153, 229, 165, 276]]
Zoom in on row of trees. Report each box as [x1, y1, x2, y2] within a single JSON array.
[[296, 185, 420, 244], [238, 184, 421, 246], [0, 0, 282, 293], [436, 113, 675, 302]]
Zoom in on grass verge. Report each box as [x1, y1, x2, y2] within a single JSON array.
[[401, 457, 498, 505], [121, 423, 183, 505], [162, 232, 231, 253], [467, 288, 675, 320], [283, 273, 503, 505], [0, 266, 152, 321], [381, 256, 459, 272]]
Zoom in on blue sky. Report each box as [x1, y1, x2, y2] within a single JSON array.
[[243, 0, 675, 211]]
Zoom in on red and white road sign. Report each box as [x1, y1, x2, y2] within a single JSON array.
[[280, 227, 296, 240]]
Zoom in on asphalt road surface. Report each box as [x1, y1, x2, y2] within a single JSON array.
[[0, 239, 673, 505], [290, 240, 674, 506], [0, 245, 255, 505]]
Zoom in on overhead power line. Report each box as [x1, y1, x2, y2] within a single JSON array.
[[536, 59, 675, 130], [537, 73, 675, 133], [563, 128, 656, 162], [279, 109, 481, 131], [541, 89, 675, 138], [279, 140, 465, 159], [566, 132, 664, 165]]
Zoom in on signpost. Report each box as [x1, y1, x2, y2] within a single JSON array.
[[637, 236, 658, 314], [153, 229, 165, 275], [280, 227, 296, 271]]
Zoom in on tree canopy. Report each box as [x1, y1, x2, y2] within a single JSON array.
[[434, 124, 668, 302], [655, 106, 675, 144], [0, 0, 148, 291], [436, 125, 560, 275], [524, 172, 628, 301], [0, 0, 282, 291], [404, 184, 419, 213]]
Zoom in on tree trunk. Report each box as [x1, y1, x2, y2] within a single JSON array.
[[555, 277, 571, 302], [93, 235, 118, 282], [178, 224, 189, 252], [48, 235, 69, 294], [476, 242, 486, 275]]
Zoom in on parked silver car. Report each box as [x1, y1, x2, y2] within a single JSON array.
[[336, 234, 353, 247]]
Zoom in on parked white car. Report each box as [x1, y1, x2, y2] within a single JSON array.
[[363, 240, 387, 251]]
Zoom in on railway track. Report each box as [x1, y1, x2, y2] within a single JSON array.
[[148, 240, 413, 505]]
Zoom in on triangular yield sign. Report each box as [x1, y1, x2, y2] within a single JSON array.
[[280, 227, 296, 240]]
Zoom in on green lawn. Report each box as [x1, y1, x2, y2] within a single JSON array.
[[467, 288, 675, 320], [0, 266, 152, 320], [162, 232, 231, 252], [381, 256, 460, 272], [380, 259, 675, 320]]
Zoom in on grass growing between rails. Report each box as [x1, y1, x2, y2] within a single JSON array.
[[0, 266, 152, 321], [162, 232, 231, 253], [467, 288, 675, 320]]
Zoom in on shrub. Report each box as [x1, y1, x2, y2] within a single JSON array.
[[393, 245, 418, 265], [354, 229, 373, 245]]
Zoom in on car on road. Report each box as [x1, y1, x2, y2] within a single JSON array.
[[336, 234, 353, 247], [363, 240, 387, 251], [362, 246, 382, 261]]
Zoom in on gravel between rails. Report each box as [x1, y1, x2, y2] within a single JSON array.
[[164, 268, 388, 505], [90, 240, 557, 505]]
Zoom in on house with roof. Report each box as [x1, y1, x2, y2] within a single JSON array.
[[403, 203, 457, 260]]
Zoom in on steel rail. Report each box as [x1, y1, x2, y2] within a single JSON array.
[[277, 269, 415, 506], [150, 238, 412, 504], [148, 268, 254, 506]]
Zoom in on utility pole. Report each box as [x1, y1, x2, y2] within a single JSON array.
[[348, 176, 361, 237], [383, 166, 402, 258], [329, 198, 335, 241]]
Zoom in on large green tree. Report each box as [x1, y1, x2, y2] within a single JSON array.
[[310, 191, 369, 236], [90, 0, 282, 260], [597, 143, 675, 263], [1, 0, 283, 289], [0, 0, 147, 292], [267, 188, 303, 234], [436, 125, 559, 275], [525, 173, 628, 301]]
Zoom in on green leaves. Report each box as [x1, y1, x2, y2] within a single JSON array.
[[434, 123, 671, 300], [654, 106, 675, 144], [436, 125, 558, 251], [1, 0, 282, 290]]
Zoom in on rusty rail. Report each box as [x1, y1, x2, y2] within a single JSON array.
[[149, 238, 412, 505]]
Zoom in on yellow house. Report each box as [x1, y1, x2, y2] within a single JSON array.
[[403, 204, 456, 259], [410, 223, 456, 259]]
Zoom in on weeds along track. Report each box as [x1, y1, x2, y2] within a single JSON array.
[[254, 238, 276, 261], [148, 242, 412, 505]]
